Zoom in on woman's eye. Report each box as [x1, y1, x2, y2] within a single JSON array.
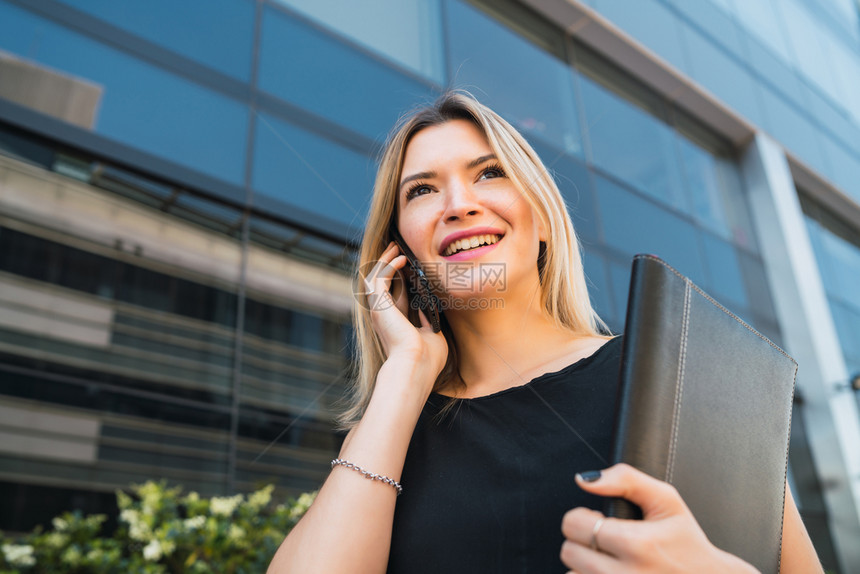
[[405, 183, 432, 200], [479, 165, 506, 180]]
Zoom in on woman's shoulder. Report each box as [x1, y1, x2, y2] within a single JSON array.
[[554, 334, 621, 372]]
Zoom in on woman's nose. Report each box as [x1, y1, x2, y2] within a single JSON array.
[[442, 179, 483, 222]]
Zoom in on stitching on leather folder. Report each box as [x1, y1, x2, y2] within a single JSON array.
[[633, 255, 796, 365], [667, 281, 691, 483], [776, 364, 798, 573]]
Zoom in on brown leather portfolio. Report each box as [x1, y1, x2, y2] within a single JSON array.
[[609, 254, 797, 574]]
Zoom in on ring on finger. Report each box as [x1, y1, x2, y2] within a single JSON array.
[[590, 517, 606, 552]]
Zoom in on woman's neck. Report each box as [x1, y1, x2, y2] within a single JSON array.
[[440, 281, 604, 399]]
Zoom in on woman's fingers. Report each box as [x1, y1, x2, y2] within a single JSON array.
[[362, 243, 446, 360], [563, 465, 761, 573], [575, 464, 688, 520], [561, 508, 630, 558], [560, 533, 618, 573], [364, 243, 406, 313]]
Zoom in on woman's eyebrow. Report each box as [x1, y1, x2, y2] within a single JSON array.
[[466, 153, 497, 169], [399, 170, 436, 192]]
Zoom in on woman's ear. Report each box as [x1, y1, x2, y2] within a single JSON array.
[[538, 220, 548, 243], [537, 241, 548, 283]]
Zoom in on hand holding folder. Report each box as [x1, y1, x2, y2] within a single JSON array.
[[609, 255, 797, 574]]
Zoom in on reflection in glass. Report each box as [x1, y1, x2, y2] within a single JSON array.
[[252, 113, 375, 232], [804, 211, 860, 383], [595, 175, 705, 285], [591, 0, 689, 73], [728, 0, 794, 62], [737, 251, 777, 324], [758, 87, 829, 179], [271, 0, 443, 83], [0, 3, 249, 184], [831, 301, 860, 362], [677, 136, 755, 249], [780, 0, 841, 105], [608, 258, 631, 331], [667, 0, 743, 58], [818, 228, 860, 306], [53, 0, 255, 80], [700, 232, 747, 310], [530, 140, 598, 242], [819, 137, 860, 205], [259, 6, 437, 142], [680, 26, 764, 127], [446, 0, 583, 156], [743, 35, 807, 110], [580, 76, 685, 212], [582, 248, 613, 328]]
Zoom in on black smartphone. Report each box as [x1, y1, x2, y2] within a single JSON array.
[[388, 225, 443, 333]]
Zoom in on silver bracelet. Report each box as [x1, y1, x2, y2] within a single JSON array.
[[331, 458, 403, 495]]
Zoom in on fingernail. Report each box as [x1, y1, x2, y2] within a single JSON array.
[[577, 470, 601, 483]]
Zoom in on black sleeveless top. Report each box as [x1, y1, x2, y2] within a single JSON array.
[[388, 337, 622, 573]]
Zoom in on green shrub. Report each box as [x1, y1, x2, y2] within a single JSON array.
[[0, 482, 315, 573]]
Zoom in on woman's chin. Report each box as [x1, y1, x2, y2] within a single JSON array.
[[437, 289, 506, 313]]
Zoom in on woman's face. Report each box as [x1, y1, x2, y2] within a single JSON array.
[[395, 119, 545, 298]]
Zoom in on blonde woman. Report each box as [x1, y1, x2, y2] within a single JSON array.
[[268, 93, 821, 573]]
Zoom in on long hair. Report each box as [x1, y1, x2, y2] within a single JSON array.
[[339, 91, 607, 428]]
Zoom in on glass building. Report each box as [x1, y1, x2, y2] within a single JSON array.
[[0, 0, 858, 571]]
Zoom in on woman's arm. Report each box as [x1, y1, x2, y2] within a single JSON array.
[[268, 243, 447, 573], [267, 355, 435, 573], [560, 464, 823, 573]]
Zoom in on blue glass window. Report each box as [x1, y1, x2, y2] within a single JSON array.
[[820, 137, 860, 205], [680, 26, 764, 128], [446, 0, 583, 156], [818, 226, 860, 306], [814, 32, 860, 119], [591, 0, 689, 74], [608, 258, 632, 329], [0, 3, 248, 185], [677, 137, 755, 249], [780, 0, 842, 104], [730, 0, 794, 63], [738, 251, 777, 323], [271, 0, 444, 83], [678, 138, 728, 236], [700, 232, 747, 311], [743, 35, 808, 112], [758, 87, 830, 181], [53, 0, 255, 81], [832, 301, 860, 375], [252, 113, 376, 233], [580, 76, 685, 212], [582, 248, 613, 327], [804, 83, 860, 156], [702, 0, 734, 15], [805, 214, 860, 375], [259, 6, 437, 142], [595, 175, 705, 285], [530, 140, 598, 242], [667, 0, 744, 59]]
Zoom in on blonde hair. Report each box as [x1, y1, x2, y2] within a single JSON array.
[[340, 91, 607, 428]]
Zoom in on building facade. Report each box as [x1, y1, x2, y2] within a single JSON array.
[[0, 0, 858, 571]]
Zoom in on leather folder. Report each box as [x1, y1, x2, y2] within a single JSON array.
[[609, 254, 797, 574]]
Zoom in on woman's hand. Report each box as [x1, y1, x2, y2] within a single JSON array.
[[560, 463, 759, 574], [364, 242, 448, 380]]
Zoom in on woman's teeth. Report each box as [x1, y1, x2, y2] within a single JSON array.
[[443, 234, 501, 256]]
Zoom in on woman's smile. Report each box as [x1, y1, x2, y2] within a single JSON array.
[[440, 226, 505, 259]]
